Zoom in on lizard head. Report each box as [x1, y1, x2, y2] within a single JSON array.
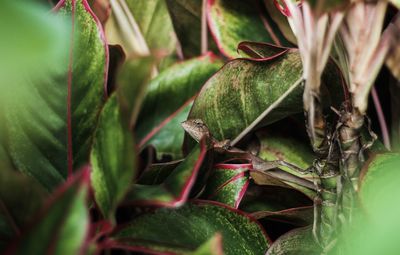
[[181, 119, 211, 143]]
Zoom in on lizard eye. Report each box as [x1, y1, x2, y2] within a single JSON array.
[[194, 119, 203, 125]]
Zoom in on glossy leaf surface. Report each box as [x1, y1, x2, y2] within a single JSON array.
[[90, 95, 135, 219], [188, 50, 304, 144], [201, 163, 250, 208], [207, 0, 289, 58], [109, 201, 269, 254], [136, 53, 223, 159], [5, 0, 108, 190]]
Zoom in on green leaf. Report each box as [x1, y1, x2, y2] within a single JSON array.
[[125, 141, 208, 207], [207, 0, 290, 58], [186, 46, 345, 147], [90, 95, 135, 220], [109, 201, 270, 254], [256, 129, 315, 180], [5, 0, 108, 190], [116, 56, 154, 128], [201, 163, 250, 208], [359, 153, 400, 214], [333, 153, 400, 255], [125, 0, 177, 54], [0, 169, 48, 250], [187, 50, 304, 145], [136, 53, 223, 160], [4, 170, 90, 255], [192, 233, 224, 255], [266, 226, 320, 255]]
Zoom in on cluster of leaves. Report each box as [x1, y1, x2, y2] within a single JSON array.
[[0, 0, 399, 254]]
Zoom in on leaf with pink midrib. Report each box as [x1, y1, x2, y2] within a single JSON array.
[[5, 0, 108, 191], [4, 169, 91, 255]]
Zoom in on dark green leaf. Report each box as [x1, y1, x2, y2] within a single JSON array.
[[5, 0, 108, 190], [201, 163, 250, 208], [90, 95, 135, 220], [136, 53, 223, 160], [5, 170, 90, 255], [124, 141, 208, 207], [109, 201, 270, 254], [266, 226, 320, 255], [207, 0, 290, 58]]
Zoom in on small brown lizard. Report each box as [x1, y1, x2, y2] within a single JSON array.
[[181, 119, 231, 150], [181, 119, 316, 190]]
